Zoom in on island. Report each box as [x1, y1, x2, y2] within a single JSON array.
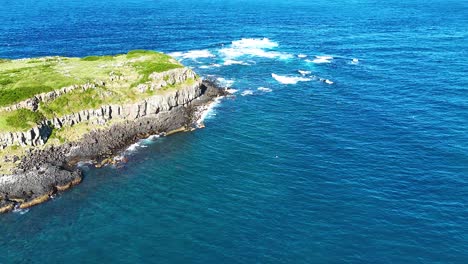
[[0, 50, 226, 213]]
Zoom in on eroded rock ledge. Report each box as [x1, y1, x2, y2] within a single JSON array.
[[0, 80, 226, 213]]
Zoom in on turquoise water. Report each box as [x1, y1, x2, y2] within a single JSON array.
[[1, 0, 467, 263]]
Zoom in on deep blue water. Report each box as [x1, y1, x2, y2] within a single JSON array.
[[1, 0, 467, 263]]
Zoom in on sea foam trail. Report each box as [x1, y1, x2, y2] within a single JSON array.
[[199, 64, 222, 69], [169, 50, 215, 60], [217, 77, 235, 87], [231, 38, 279, 49], [272, 73, 311, 85], [13, 208, 29, 215], [126, 142, 140, 153], [241, 90, 254, 96], [226, 88, 238, 94], [298, 70, 311, 76], [219, 38, 292, 60], [258, 87, 272, 92], [223, 59, 250, 66], [197, 97, 221, 126], [311, 55, 333, 64]]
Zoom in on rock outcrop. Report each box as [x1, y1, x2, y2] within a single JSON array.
[[0, 165, 82, 210], [0, 79, 226, 213], [0, 68, 202, 149]]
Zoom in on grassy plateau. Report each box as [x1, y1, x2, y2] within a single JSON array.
[[0, 50, 187, 133]]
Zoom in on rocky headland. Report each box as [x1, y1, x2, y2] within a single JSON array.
[[0, 51, 227, 213]]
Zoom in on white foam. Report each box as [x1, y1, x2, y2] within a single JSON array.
[[76, 160, 93, 168], [220, 47, 291, 60], [197, 97, 221, 125], [297, 54, 308, 58], [13, 208, 29, 215], [298, 70, 312, 76], [217, 77, 235, 87], [324, 79, 334, 85], [219, 38, 292, 60], [126, 142, 142, 153], [226, 88, 238, 94], [231, 38, 279, 49], [311, 55, 333, 64], [272, 73, 311, 85], [351, 58, 359, 64], [147, 135, 160, 140], [223, 59, 250, 66], [241, 90, 254, 96], [199, 64, 222, 69], [169, 50, 215, 60], [257, 87, 272, 92]]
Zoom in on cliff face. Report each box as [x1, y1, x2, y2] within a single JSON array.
[[0, 78, 225, 213], [0, 51, 228, 213], [0, 68, 203, 149]]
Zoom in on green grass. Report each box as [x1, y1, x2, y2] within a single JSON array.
[[81, 55, 114, 61], [48, 126, 66, 144], [133, 60, 183, 84], [128, 50, 183, 84], [126, 50, 159, 58], [0, 63, 78, 106], [0, 50, 188, 132], [0, 109, 45, 132], [40, 77, 196, 118], [0, 50, 183, 107], [40, 88, 106, 118]]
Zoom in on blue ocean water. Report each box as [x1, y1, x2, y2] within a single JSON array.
[[1, 0, 467, 263]]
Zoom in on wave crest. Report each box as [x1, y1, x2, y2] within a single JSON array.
[[272, 73, 311, 84], [220, 38, 292, 60], [231, 38, 279, 49], [258, 87, 272, 92], [311, 55, 333, 64], [169, 50, 215, 60]]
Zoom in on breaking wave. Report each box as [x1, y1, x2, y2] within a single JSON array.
[[351, 58, 360, 64], [219, 38, 292, 60], [298, 70, 311, 76], [310, 55, 333, 64], [257, 87, 272, 92], [217, 77, 235, 87], [13, 208, 29, 215], [199, 64, 222, 69], [231, 38, 279, 49], [226, 88, 238, 94], [223, 59, 250, 66], [169, 50, 215, 60], [197, 97, 221, 125], [241, 90, 254, 96], [271, 73, 311, 85]]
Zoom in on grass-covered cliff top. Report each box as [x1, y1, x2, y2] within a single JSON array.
[[0, 50, 182, 107], [0, 50, 191, 133]]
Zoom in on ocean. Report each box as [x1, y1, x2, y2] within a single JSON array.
[[0, 0, 467, 263]]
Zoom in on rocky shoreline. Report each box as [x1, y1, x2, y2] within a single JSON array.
[[0, 80, 227, 213]]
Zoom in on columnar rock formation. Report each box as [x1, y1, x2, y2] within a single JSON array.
[[0, 63, 225, 213], [0, 68, 202, 149]]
